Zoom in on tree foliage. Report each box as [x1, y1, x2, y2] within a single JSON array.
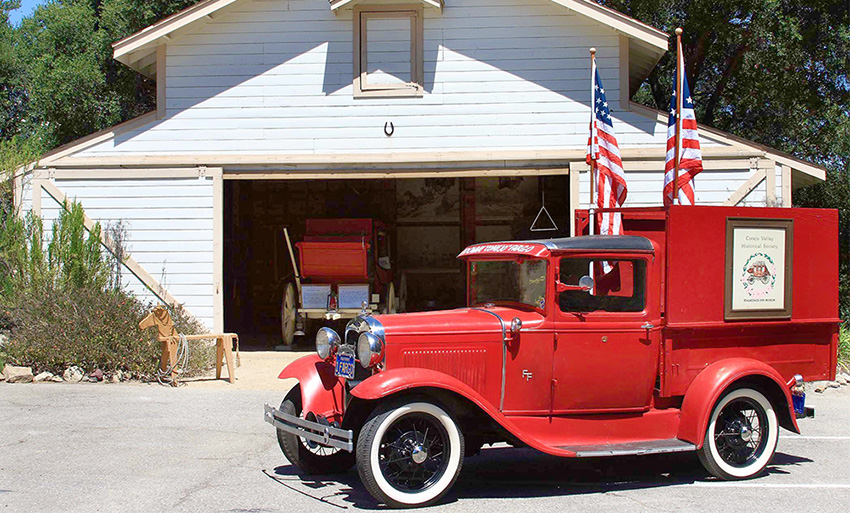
[[2, 0, 197, 147], [602, 0, 850, 318]]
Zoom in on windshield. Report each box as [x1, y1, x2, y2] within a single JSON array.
[[469, 259, 547, 310]]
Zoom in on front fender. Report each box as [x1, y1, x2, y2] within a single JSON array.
[[678, 358, 799, 447], [278, 355, 345, 423], [351, 368, 578, 457]]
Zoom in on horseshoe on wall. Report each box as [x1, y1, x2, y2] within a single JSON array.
[[384, 122, 395, 137]]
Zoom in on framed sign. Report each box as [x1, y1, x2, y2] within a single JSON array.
[[725, 218, 793, 320]]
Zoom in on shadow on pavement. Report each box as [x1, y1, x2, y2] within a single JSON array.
[[263, 447, 814, 509]]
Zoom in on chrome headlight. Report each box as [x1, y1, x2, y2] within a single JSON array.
[[316, 327, 340, 360], [357, 332, 384, 368]]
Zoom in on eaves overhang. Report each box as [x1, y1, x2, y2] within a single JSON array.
[[112, 0, 669, 82]]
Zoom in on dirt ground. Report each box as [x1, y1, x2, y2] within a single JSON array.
[[182, 350, 310, 391]]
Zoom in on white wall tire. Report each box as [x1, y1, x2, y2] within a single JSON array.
[[276, 387, 355, 474], [698, 387, 778, 480], [356, 400, 464, 508]]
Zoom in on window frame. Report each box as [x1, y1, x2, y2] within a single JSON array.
[[353, 4, 424, 98], [556, 256, 648, 315]]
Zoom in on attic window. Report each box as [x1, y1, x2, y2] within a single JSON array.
[[354, 5, 423, 98]]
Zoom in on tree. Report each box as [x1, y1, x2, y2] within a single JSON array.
[[10, 0, 196, 147], [602, 0, 850, 318]]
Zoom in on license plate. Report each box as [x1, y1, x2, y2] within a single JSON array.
[[335, 353, 356, 379]]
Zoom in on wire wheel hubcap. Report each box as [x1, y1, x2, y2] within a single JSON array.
[[713, 397, 768, 468], [379, 413, 449, 493]]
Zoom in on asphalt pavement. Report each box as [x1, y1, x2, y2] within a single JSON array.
[[1, 381, 849, 512]]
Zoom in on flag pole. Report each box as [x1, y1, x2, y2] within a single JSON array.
[[673, 27, 683, 206], [589, 47, 597, 236]]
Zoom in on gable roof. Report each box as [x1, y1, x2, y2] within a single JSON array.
[[113, 0, 669, 81]]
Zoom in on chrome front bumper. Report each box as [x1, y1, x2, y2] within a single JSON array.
[[263, 403, 354, 452]]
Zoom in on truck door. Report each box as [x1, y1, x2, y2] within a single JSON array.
[[551, 256, 661, 412]]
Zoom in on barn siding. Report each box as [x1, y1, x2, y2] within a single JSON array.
[[23, 178, 216, 330], [74, 0, 703, 159]]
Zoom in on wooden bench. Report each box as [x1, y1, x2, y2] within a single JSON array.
[[139, 306, 238, 384]]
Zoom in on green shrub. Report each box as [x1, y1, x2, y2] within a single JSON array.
[[839, 325, 850, 373], [0, 197, 213, 379]]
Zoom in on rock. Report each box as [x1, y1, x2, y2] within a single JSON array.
[[828, 381, 841, 389], [2, 364, 34, 383], [811, 381, 828, 393], [115, 370, 124, 382], [0, 333, 8, 346], [89, 369, 104, 382], [63, 366, 84, 383], [49, 375, 63, 383], [109, 374, 120, 384], [34, 371, 54, 383]]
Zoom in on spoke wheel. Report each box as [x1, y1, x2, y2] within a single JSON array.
[[384, 282, 397, 315], [698, 387, 778, 480], [276, 387, 355, 474], [357, 400, 464, 508], [280, 282, 297, 346]]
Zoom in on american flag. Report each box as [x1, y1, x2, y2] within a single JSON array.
[[586, 66, 627, 236], [664, 66, 703, 205]]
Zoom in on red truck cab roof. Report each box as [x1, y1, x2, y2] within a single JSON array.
[[458, 235, 654, 259]]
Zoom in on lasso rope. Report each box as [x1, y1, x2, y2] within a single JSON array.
[[156, 333, 190, 387]]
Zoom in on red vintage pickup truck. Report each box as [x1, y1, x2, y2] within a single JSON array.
[[264, 206, 839, 508]]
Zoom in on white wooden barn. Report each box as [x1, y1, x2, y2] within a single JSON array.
[[15, 0, 826, 342]]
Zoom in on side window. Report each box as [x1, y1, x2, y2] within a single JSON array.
[[559, 258, 646, 313]]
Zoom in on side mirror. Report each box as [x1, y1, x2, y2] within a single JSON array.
[[556, 276, 594, 293], [511, 317, 523, 335]]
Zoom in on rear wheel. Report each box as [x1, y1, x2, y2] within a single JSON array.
[[697, 387, 778, 479], [280, 282, 297, 346], [356, 400, 464, 508], [277, 387, 355, 474], [384, 282, 397, 315]]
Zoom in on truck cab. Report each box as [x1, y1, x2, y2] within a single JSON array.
[[266, 206, 840, 508]]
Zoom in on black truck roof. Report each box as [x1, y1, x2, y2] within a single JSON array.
[[528, 235, 654, 252]]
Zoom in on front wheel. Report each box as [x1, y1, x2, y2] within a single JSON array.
[[277, 387, 355, 474], [697, 387, 778, 480], [356, 400, 464, 508]]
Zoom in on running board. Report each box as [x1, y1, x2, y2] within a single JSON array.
[[558, 438, 696, 457]]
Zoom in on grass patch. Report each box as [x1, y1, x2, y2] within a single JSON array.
[[839, 325, 850, 373]]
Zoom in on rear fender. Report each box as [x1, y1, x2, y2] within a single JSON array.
[[278, 355, 345, 424], [351, 368, 578, 457], [678, 358, 799, 447]]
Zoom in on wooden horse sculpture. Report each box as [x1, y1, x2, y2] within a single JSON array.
[[139, 306, 238, 384]]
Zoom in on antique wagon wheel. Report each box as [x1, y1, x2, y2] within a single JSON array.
[[280, 282, 297, 346], [384, 282, 397, 315]]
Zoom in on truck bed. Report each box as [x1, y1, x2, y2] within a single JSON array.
[[577, 206, 840, 395]]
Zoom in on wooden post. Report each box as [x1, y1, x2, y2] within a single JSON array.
[[781, 165, 792, 207]]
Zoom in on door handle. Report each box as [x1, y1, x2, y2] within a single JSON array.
[[641, 322, 654, 330]]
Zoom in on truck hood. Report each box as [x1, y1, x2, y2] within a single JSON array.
[[371, 306, 545, 338]]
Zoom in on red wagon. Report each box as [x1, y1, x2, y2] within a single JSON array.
[[280, 218, 400, 346]]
